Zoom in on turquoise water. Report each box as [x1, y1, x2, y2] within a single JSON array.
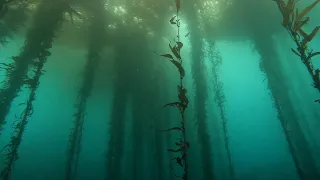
[[0, 0, 320, 180]]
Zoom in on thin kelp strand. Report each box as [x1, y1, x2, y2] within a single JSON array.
[[209, 46, 236, 180], [65, 57, 97, 180], [0, 58, 44, 179], [274, 0, 320, 95], [0, 0, 81, 135], [66, 1, 107, 178], [157, 0, 190, 179]]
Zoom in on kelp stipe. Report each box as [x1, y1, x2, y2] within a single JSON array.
[[0, 55, 46, 180], [0, 0, 80, 134], [273, 0, 320, 179], [65, 1, 106, 179], [208, 45, 235, 180], [0, 0, 60, 177], [156, 0, 189, 179], [274, 0, 320, 95], [0, 0, 81, 178]]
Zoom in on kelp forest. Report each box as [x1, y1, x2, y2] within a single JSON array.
[[0, 0, 319, 180]]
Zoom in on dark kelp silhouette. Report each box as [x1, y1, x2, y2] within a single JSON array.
[[0, 53, 46, 180], [0, 1, 81, 179], [156, 0, 189, 179], [184, 1, 215, 177], [273, 0, 320, 98], [65, 1, 106, 179], [208, 45, 235, 180], [0, 0, 80, 134], [273, 1, 320, 179]]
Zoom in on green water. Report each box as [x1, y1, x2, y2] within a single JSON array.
[[0, 0, 320, 180]]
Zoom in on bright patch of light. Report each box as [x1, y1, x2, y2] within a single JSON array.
[[108, 24, 117, 29], [113, 5, 127, 16], [147, 31, 154, 37], [133, 16, 143, 23], [200, 0, 220, 21]]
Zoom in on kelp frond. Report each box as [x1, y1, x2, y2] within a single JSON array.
[[0, 54, 46, 180], [156, 0, 189, 179], [274, 0, 320, 96]]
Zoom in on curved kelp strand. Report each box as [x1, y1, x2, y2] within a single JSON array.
[[208, 45, 235, 180], [0, 52, 47, 180], [273, 1, 320, 179], [0, 0, 78, 134], [65, 14, 105, 180], [273, 0, 320, 97], [156, 0, 189, 179]]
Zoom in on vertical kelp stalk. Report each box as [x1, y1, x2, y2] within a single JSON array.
[[128, 31, 158, 180], [272, 0, 320, 179], [150, 72, 168, 180], [156, 0, 189, 179], [65, 3, 105, 179], [252, 33, 320, 180], [106, 34, 130, 180], [106, 87, 127, 180], [183, 1, 214, 178], [253, 34, 320, 179], [131, 100, 149, 180], [273, 0, 320, 94], [0, 40, 48, 180], [189, 33, 214, 180], [208, 45, 235, 180], [0, 0, 77, 134]]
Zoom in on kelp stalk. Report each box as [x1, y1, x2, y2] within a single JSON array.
[[209, 45, 235, 180], [183, 1, 215, 178], [0, 0, 77, 134], [157, 0, 189, 179], [105, 37, 129, 180], [253, 35, 320, 179], [0, 48, 47, 180], [65, 46, 97, 180], [274, 0, 320, 94], [65, 2, 106, 179], [189, 29, 214, 180]]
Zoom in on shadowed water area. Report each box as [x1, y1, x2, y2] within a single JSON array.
[[0, 0, 319, 180]]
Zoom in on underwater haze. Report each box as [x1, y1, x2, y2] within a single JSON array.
[[0, 0, 320, 180]]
